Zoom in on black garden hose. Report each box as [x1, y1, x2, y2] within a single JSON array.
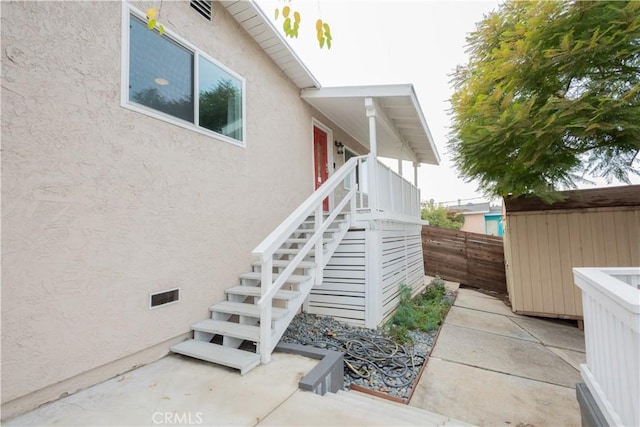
[[294, 328, 425, 389]]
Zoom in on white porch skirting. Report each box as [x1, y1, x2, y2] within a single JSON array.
[[307, 223, 425, 328]]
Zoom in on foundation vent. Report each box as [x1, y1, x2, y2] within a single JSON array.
[[150, 288, 180, 308]]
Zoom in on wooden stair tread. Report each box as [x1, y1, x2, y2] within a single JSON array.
[[274, 248, 324, 255], [225, 285, 300, 300], [171, 339, 260, 375], [192, 319, 262, 341], [295, 228, 341, 234], [209, 301, 288, 320], [251, 260, 315, 269], [286, 238, 333, 244], [170, 209, 353, 375], [303, 215, 346, 224], [239, 272, 312, 284]]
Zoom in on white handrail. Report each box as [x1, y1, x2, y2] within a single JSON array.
[[256, 191, 354, 307], [252, 155, 366, 260], [254, 155, 364, 363], [253, 153, 423, 364]]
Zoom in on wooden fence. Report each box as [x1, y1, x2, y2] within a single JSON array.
[[422, 225, 507, 293]]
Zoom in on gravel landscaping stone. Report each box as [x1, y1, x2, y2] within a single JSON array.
[[281, 290, 455, 400]]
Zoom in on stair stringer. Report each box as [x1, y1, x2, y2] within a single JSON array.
[[319, 215, 351, 270], [268, 214, 352, 354]]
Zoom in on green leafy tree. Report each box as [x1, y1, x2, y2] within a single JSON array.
[[199, 79, 241, 135], [131, 88, 193, 122], [421, 200, 465, 230], [449, 1, 640, 201]]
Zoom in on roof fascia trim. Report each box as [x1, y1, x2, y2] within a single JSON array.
[[408, 86, 440, 165], [247, 1, 321, 89], [301, 84, 414, 99]]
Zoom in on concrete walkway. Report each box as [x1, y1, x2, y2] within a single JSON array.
[[5, 282, 585, 427], [410, 286, 585, 426], [5, 349, 463, 426]]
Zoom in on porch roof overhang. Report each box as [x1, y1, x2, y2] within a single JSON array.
[[301, 85, 441, 165]]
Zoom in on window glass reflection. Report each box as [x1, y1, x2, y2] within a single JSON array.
[[129, 16, 194, 122], [198, 57, 243, 141]]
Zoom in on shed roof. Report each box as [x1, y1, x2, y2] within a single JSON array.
[[504, 185, 640, 213]]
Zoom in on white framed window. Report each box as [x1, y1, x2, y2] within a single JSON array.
[[121, 3, 246, 147]]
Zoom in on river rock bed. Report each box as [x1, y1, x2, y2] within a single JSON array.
[[281, 312, 437, 400]]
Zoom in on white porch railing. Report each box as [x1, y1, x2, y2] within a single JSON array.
[[573, 267, 640, 427], [251, 153, 423, 364], [355, 154, 422, 220]]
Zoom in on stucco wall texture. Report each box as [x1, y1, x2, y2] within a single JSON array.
[[1, 1, 364, 413]]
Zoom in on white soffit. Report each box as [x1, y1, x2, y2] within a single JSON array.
[[301, 85, 441, 165], [220, 1, 320, 89]]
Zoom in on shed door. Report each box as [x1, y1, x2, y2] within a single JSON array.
[[313, 126, 329, 211]]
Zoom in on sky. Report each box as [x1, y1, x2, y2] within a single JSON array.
[[256, 0, 638, 206]]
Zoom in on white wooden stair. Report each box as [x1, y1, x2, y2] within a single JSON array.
[[274, 248, 326, 256], [285, 237, 334, 245], [209, 301, 289, 320], [225, 285, 300, 300], [251, 259, 316, 269], [238, 272, 312, 284], [171, 212, 351, 375], [192, 319, 261, 341], [170, 340, 260, 376]]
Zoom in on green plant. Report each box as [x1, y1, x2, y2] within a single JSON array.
[[423, 276, 446, 300], [421, 200, 465, 230], [385, 278, 452, 343], [386, 323, 411, 344]]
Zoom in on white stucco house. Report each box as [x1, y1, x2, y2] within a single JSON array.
[[1, 0, 440, 419]]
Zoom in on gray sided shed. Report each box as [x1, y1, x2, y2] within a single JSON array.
[[503, 185, 640, 319]]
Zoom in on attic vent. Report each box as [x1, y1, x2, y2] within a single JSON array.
[[190, 0, 212, 21], [150, 288, 180, 308]]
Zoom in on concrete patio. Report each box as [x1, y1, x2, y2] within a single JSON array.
[[4, 347, 463, 426], [410, 286, 585, 426], [5, 282, 585, 427]]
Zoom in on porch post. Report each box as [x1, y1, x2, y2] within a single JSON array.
[[365, 97, 377, 158], [398, 146, 403, 176], [365, 97, 378, 212], [413, 162, 420, 217]]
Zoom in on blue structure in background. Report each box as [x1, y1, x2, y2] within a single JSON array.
[[484, 213, 504, 237]]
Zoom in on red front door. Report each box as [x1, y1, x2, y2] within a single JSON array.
[[313, 126, 329, 211]]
